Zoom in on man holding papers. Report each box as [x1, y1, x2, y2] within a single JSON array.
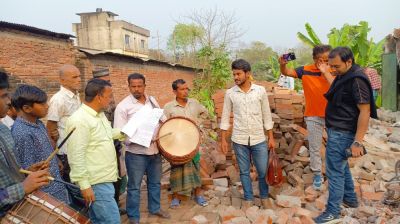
[[114, 73, 170, 224]]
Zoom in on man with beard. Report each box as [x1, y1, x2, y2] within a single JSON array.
[[220, 59, 275, 210], [313, 47, 377, 223], [114, 73, 170, 224]]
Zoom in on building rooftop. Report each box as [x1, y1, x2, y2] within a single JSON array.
[[76, 8, 118, 17], [78, 47, 197, 71], [0, 21, 74, 39]]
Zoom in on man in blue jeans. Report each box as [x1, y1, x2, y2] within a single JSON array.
[[67, 79, 121, 223], [114, 73, 170, 224], [220, 59, 275, 210], [314, 47, 377, 223]]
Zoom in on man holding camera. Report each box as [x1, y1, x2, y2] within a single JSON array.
[[279, 45, 334, 191], [313, 47, 377, 223]]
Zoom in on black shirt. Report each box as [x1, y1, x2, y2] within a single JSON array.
[[325, 64, 376, 133]]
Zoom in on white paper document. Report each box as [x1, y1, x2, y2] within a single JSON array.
[[121, 105, 164, 148]]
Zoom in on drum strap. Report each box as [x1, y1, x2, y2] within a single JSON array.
[[149, 96, 159, 109], [0, 136, 24, 182]]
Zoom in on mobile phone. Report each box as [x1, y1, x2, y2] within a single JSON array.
[[345, 146, 367, 158], [282, 52, 296, 61]]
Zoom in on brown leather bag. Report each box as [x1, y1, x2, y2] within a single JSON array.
[[266, 148, 283, 186]]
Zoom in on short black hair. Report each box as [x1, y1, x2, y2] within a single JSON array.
[[329, 46, 354, 63], [12, 85, 47, 110], [84, 78, 112, 102], [172, 79, 186, 90], [312, 45, 332, 58], [0, 71, 9, 90], [232, 59, 251, 72], [127, 73, 145, 84]]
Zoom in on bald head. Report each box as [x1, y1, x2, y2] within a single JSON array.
[[59, 64, 81, 92]]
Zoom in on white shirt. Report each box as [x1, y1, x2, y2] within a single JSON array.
[[47, 86, 81, 155], [114, 94, 164, 155], [220, 83, 274, 146], [0, 115, 14, 129]]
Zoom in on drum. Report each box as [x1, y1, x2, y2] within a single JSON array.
[[2, 191, 90, 224], [157, 116, 200, 165]]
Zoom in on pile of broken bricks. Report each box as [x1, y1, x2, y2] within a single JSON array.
[[161, 82, 400, 223]]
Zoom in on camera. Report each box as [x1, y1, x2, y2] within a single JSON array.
[[282, 52, 296, 61]]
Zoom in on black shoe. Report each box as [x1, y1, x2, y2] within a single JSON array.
[[342, 200, 358, 208], [313, 212, 342, 224]]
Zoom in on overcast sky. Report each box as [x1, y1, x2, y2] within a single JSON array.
[[1, 0, 399, 51]]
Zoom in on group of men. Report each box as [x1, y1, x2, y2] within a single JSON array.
[[220, 46, 377, 224], [0, 45, 377, 224], [0, 64, 212, 223]]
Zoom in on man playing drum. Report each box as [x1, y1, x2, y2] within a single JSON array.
[[220, 59, 275, 210], [163, 79, 209, 208]]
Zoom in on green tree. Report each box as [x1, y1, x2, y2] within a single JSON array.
[[236, 41, 277, 65], [167, 23, 204, 64], [190, 46, 231, 116], [235, 41, 277, 81]]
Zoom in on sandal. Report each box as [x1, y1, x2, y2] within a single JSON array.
[[170, 198, 180, 208], [195, 196, 208, 207]]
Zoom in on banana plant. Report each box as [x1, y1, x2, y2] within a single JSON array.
[[298, 21, 384, 73], [297, 23, 323, 47]]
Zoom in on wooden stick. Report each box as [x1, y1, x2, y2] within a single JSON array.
[[19, 169, 79, 189], [45, 127, 76, 163], [154, 132, 173, 142]]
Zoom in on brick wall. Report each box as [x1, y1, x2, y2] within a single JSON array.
[[85, 54, 196, 106], [0, 29, 76, 94], [0, 28, 197, 107]]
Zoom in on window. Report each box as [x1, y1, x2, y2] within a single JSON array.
[[141, 40, 145, 49], [124, 35, 130, 47]]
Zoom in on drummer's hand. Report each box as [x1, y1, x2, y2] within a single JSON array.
[[28, 161, 49, 172], [220, 139, 228, 155], [268, 138, 276, 150], [81, 187, 96, 206], [23, 169, 50, 194]]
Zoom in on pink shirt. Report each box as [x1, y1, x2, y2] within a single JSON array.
[[114, 94, 163, 155]]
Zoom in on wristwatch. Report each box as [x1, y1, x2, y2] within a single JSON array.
[[352, 141, 363, 148]]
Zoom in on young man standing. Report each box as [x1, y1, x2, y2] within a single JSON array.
[[220, 59, 275, 210], [314, 47, 377, 223], [279, 45, 334, 190], [11, 85, 69, 203], [0, 71, 50, 217], [163, 79, 209, 208]]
